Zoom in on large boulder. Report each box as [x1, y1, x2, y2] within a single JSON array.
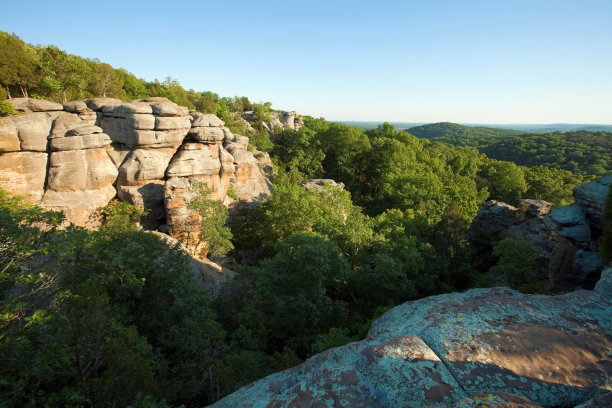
[[42, 148, 118, 227], [0, 152, 47, 202], [573, 175, 612, 236], [0, 116, 20, 152], [97, 98, 190, 149], [8, 97, 63, 113], [300, 178, 345, 193], [12, 112, 53, 151], [281, 110, 304, 131], [470, 177, 610, 291], [224, 136, 271, 204], [212, 272, 612, 408], [470, 199, 557, 277]]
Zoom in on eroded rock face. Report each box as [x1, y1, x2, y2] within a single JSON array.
[[0, 98, 272, 245], [470, 178, 609, 291], [470, 199, 557, 278], [8, 97, 63, 113], [0, 101, 118, 226], [223, 135, 271, 205], [573, 176, 612, 236], [212, 270, 612, 408], [0, 151, 47, 202], [300, 178, 345, 193]]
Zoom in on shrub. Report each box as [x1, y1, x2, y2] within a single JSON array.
[[0, 100, 18, 117]]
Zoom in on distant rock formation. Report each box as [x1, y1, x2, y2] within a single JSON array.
[[211, 268, 612, 407], [0, 97, 272, 253], [241, 110, 304, 135], [470, 176, 610, 291], [299, 178, 345, 193]]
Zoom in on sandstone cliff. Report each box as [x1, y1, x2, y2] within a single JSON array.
[[0, 97, 280, 252], [210, 268, 612, 407]]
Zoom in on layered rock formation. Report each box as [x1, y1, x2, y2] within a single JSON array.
[[241, 110, 304, 135], [211, 268, 612, 408], [0, 98, 273, 250], [470, 177, 610, 291]]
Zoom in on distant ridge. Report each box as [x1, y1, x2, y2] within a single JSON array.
[[406, 122, 523, 140], [338, 121, 612, 133]]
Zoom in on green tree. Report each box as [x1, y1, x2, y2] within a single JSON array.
[[115, 68, 150, 100], [36, 45, 92, 102], [88, 61, 126, 99], [188, 182, 234, 258], [0, 188, 227, 407], [0, 31, 41, 98], [247, 232, 351, 357], [478, 160, 527, 205], [490, 237, 538, 292], [524, 165, 582, 205]]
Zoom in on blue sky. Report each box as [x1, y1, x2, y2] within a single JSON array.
[[3, 0, 611, 123]]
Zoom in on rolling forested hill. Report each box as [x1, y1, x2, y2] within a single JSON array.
[[407, 122, 612, 177]]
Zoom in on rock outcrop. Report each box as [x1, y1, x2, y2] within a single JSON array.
[[0, 98, 272, 246], [470, 178, 609, 291], [299, 178, 345, 193], [241, 110, 304, 135], [211, 268, 612, 408]]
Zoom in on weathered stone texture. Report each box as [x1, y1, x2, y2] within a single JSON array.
[[213, 270, 612, 408]]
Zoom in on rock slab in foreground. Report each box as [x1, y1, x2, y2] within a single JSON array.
[[211, 268, 612, 407]]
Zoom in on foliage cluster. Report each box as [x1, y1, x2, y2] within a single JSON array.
[[408, 122, 611, 178], [0, 191, 229, 407]]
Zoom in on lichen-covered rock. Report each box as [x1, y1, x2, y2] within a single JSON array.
[[214, 274, 612, 408], [573, 392, 612, 408], [544, 205, 592, 247], [448, 391, 543, 407], [213, 335, 466, 408], [595, 267, 612, 298], [369, 287, 612, 407]]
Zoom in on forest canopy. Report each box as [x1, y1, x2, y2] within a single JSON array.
[[1, 29, 610, 408]]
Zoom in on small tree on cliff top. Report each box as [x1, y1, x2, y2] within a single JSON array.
[[187, 182, 234, 258]]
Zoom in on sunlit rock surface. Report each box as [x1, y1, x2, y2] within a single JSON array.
[[0, 98, 272, 237], [211, 268, 612, 407]]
